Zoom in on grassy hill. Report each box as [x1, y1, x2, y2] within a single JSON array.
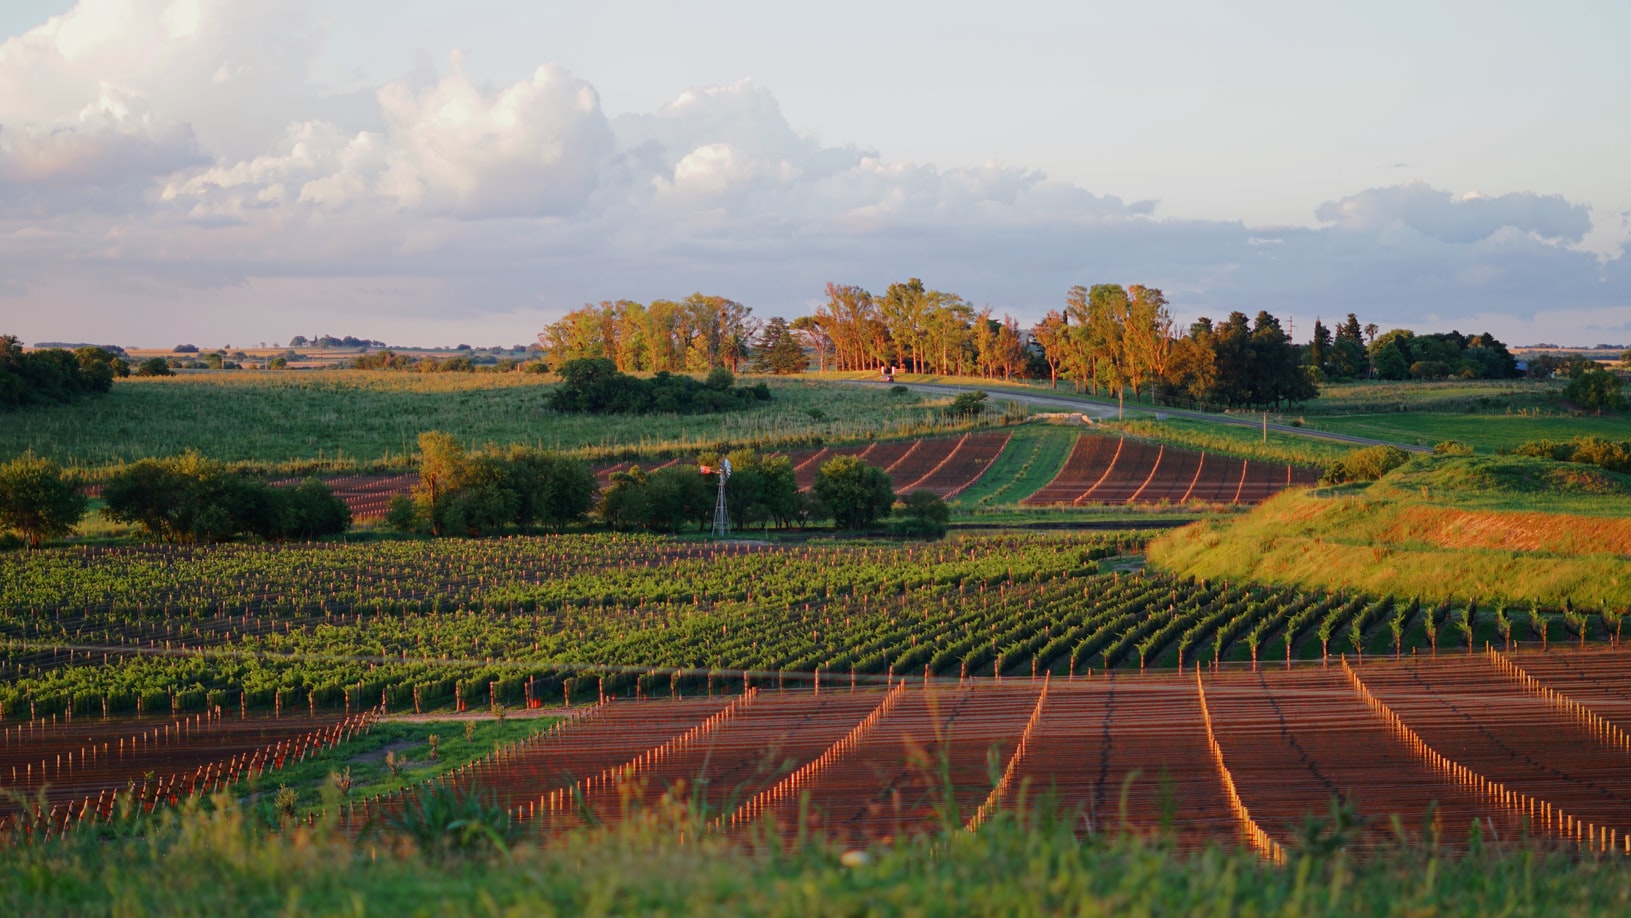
[[1149, 454, 1631, 609]]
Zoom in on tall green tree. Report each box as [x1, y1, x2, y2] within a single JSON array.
[[751, 317, 809, 375], [413, 432, 467, 537], [812, 456, 895, 530], [0, 455, 86, 548]]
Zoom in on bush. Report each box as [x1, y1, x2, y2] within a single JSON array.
[[376, 783, 517, 859], [598, 464, 710, 533], [1514, 436, 1631, 474], [385, 494, 420, 532], [889, 490, 950, 540], [1320, 445, 1411, 485], [1433, 440, 1474, 456], [134, 357, 173, 377], [946, 390, 989, 418]]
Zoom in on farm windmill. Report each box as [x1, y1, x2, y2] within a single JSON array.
[[700, 457, 731, 537]]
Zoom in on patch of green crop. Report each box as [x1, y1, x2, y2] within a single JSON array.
[[1, 373, 989, 475], [952, 423, 1080, 507], [242, 716, 557, 818]]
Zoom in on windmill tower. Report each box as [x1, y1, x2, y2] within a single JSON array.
[[703, 458, 731, 537]]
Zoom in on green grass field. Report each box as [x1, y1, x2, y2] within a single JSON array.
[[1305, 411, 1629, 452], [1299, 379, 1567, 414], [950, 422, 1079, 507], [246, 716, 557, 818], [2, 372, 990, 475], [1104, 417, 1350, 467]]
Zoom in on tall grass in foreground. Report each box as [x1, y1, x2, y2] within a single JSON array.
[[4, 790, 1628, 916]]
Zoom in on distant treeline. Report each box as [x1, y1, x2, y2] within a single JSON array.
[[289, 335, 387, 349], [0, 336, 127, 410], [352, 349, 547, 374]]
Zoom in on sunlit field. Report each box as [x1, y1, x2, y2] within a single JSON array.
[[2, 372, 999, 475]]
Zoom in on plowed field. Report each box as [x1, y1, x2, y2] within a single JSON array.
[[1023, 434, 1320, 506]]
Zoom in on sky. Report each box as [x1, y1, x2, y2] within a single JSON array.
[[0, 0, 1627, 349]]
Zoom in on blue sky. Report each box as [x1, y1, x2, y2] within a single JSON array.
[[1, 0, 1626, 347]]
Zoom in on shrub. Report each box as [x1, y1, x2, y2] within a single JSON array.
[[1320, 444, 1411, 485], [407, 434, 597, 537], [134, 357, 174, 377], [890, 490, 950, 540], [946, 390, 989, 418], [1514, 436, 1631, 474], [376, 783, 516, 860], [1433, 440, 1474, 456], [385, 494, 420, 532]]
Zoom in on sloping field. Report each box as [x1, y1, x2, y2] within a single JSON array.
[[316, 648, 1631, 855], [1022, 434, 1318, 506], [15, 649, 1631, 854], [0, 711, 372, 835], [288, 433, 1016, 515], [1150, 488, 1631, 609]]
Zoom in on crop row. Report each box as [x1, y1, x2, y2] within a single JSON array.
[[1, 532, 1620, 719]]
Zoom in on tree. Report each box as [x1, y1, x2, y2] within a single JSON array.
[[1565, 369, 1626, 413], [1031, 311, 1069, 388], [0, 455, 86, 548], [1124, 285, 1174, 401], [413, 432, 467, 536], [101, 452, 342, 543], [813, 456, 894, 530], [1308, 319, 1332, 379], [750, 317, 807, 374], [500, 446, 597, 531], [880, 278, 932, 373], [1373, 340, 1411, 380], [789, 316, 832, 372]]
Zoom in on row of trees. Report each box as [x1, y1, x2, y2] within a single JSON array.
[[101, 453, 351, 543], [537, 295, 757, 373], [0, 337, 128, 409], [1, 453, 351, 548], [392, 434, 599, 537], [1366, 328, 1519, 381], [601, 452, 900, 534], [353, 349, 549, 374], [796, 280, 1030, 378]]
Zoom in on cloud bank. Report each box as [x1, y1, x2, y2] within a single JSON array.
[[0, 1, 1625, 346]]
